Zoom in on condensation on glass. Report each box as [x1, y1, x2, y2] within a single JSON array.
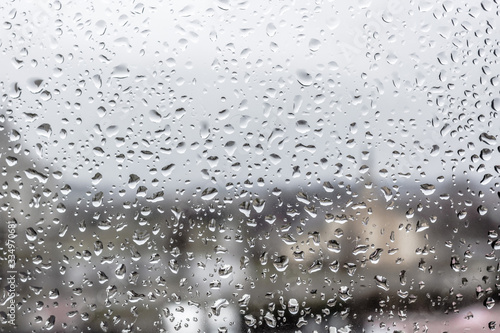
[[1, 0, 499, 332]]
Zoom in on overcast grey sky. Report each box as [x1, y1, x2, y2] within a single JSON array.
[[2, 0, 497, 194]]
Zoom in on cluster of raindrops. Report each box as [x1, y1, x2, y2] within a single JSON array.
[[1, 0, 500, 332]]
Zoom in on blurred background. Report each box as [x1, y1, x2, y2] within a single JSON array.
[[1, 0, 500, 332]]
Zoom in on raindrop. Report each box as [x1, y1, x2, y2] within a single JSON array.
[[375, 275, 390, 291], [97, 271, 109, 284], [44, 315, 56, 330], [327, 17, 340, 30], [369, 248, 383, 264], [380, 186, 393, 201], [479, 133, 496, 145], [478, 205, 488, 215], [132, 230, 150, 245], [416, 220, 429, 232], [27, 78, 44, 93], [48, 289, 59, 299], [307, 260, 323, 273], [244, 315, 256, 327], [92, 74, 102, 88], [115, 264, 126, 279], [308, 38, 321, 52], [339, 286, 353, 301], [95, 20, 107, 35], [281, 234, 297, 245], [266, 23, 277, 37], [112, 64, 130, 78], [252, 198, 265, 213], [161, 164, 175, 177], [485, 297, 495, 309], [91, 241, 103, 256], [201, 187, 218, 200], [92, 191, 103, 207], [264, 312, 277, 328], [492, 98, 500, 112], [327, 240, 341, 253], [295, 120, 310, 133], [288, 299, 299, 315], [127, 290, 145, 302], [238, 294, 250, 307], [273, 255, 289, 272], [175, 108, 186, 119], [211, 299, 229, 316], [386, 53, 398, 64], [128, 174, 140, 189], [24, 169, 49, 183], [36, 123, 52, 138], [26, 227, 37, 241], [168, 259, 179, 273], [480, 149, 493, 161], [420, 184, 436, 195], [329, 260, 339, 273], [105, 126, 119, 137], [481, 174, 493, 185], [149, 109, 162, 123], [218, 264, 233, 278], [296, 70, 313, 86], [40, 90, 52, 101]]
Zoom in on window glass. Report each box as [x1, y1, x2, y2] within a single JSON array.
[[1, 0, 500, 332]]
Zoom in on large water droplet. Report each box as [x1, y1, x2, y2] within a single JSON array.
[[27, 78, 44, 93], [375, 275, 390, 291], [201, 187, 218, 200], [273, 255, 289, 272], [36, 123, 52, 138], [26, 227, 38, 241], [296, 70, 313, 86], [308, 38, 321, 52], [420, 184, 436, 195], [211, 299, 229, 316]]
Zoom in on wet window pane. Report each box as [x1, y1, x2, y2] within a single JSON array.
[[1, 0, 500, 332]]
